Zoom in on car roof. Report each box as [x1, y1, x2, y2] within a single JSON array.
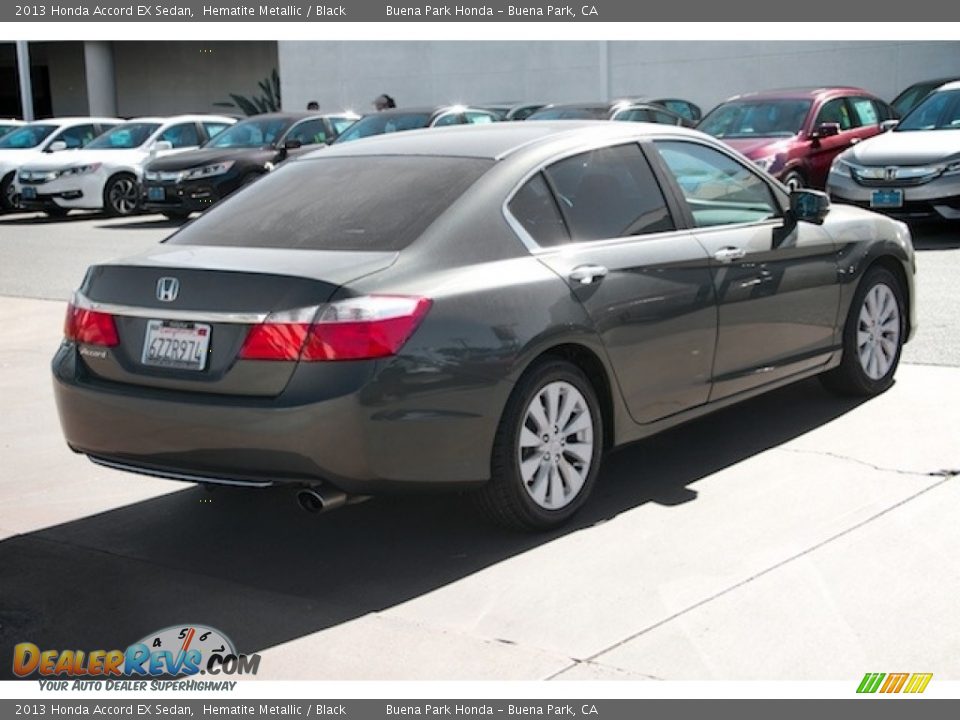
[[27, 116, 122, 125], [233, 111, 358, 122], [122, 115, 236, 124], [724, 87, 874, 101], [315, 120, 703, 161], [936, 80, 960, 92]]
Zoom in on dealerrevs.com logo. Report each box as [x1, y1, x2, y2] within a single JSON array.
[[13, 624, 261, 688]]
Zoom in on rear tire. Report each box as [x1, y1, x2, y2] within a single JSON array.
[[473, 359, 603, 531], [820, 266, 905, 397], [103, 173, 140, 217], [1, 173, 18, 212]]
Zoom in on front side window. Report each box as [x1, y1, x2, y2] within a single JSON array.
[[655, 140, 779, 228], [160, 123, 201, 148], [542, 143, 674, 241], [330, 116, 357, 135], [86, 123, 162, 149], [815, 98, 854, 131], [55, 124, 97, 149], [612, 108, 651, 123], [432, 113, 464, 127], [334, 113, 432, 143], [207, 118, 290, 148], [202, 122, 232, 140], [849, 98, 880, 127], [465, 111, 496, 124], [284, 119, 329, 146]]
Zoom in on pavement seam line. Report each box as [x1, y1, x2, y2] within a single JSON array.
[[580, 471, 957, 666], [544, 658, 664, 681], [777, 447, 957, 477]]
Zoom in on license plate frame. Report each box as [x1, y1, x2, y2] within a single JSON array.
[[147, 186, 166, 202], [870, 188, 903, 208], [141, 320, 211, 372], [20, 186, 37, 200]]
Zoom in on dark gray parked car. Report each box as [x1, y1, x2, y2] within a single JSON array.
[[53, 122, 916, 530]]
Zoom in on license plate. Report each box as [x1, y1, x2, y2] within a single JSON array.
[[147, 186, 166, 201], [21, 186, 36, 200], [141, 320, 211, 371], [871, 189, 903, 208]]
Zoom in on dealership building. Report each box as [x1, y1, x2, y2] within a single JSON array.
[[2, 40, 959, 119]]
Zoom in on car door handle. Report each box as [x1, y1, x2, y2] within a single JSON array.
[[713, 247, 746, 263], [569, 264, 609, 285]]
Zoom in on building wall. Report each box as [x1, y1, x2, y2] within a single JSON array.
[[111, 41, 278, 116], [279, 40, 960, 115]]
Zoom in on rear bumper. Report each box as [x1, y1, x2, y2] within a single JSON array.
[[52, 342, 505, 493]]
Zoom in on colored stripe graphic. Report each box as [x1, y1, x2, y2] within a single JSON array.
[[880, 673, 909, 693], [857, 673, 885, 693], [904, 673, 933, 694]]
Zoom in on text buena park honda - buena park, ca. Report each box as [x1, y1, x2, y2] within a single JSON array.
[[386, 5, 598, 16], [14, 4, 349, 18]]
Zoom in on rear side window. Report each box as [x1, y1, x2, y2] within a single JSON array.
[[816, 98, 854, 131], [508, 173, 569, 247], [543, 144, 674, 241], [167, 156, 493, 251]]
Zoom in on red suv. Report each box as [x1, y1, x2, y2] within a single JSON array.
[[698, 87, 896, 190]]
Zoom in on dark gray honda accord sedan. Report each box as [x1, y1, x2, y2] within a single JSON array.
[[53, 121, 917, 530]]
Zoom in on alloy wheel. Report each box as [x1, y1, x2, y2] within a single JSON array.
[[857, 283, 901, 380], [109, 177, 139, 215], [517, 380, 594, 510]]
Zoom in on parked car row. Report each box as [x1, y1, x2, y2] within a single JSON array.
[[2, 76, 956, 222]]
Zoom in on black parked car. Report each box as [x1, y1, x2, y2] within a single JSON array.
[[891, 77, 960, 118], [53, 122, 915, 530], [333, 106, 499, 143], [140, 112, 357, 219], [528, 98, 701, 126]]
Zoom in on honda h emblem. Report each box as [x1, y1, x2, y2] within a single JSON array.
[[156, 277, 180, 302], [885, 167, 898, 180]]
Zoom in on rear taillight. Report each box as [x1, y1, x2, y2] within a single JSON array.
[[238, 296, 431, 362], [64, 302, 119, 347]]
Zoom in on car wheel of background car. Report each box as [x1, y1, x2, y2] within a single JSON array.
[[782, 170, 805, 191], [162, 210, 191, 221], [43, 207, 70, 218], [1, 173, 19, 212], [103, 173, 140, 217], [474, 358, 603, 531], [821, 266, 905, 397]]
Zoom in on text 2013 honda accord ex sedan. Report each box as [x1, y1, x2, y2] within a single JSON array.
[[52, 122, 916, 530]]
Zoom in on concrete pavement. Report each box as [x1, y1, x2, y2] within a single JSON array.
[[0, 212, 957, 681]]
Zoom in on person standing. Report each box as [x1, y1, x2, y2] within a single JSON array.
[[373, 94, 396, 111], [306, 101, 320, 111]]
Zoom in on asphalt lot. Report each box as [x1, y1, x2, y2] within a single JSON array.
[[0, 210, 958, 681]]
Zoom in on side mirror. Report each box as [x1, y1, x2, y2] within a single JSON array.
[[811, 122, 841, 140], [880, 119, 899, 132], [790, 189, 830, 225], [48, 140, 67, 152], [283, 139, 303, 150], [151, 140, 173, 153]]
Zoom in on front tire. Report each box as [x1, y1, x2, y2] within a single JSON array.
[[103, 173, 140, 217], [821, 266, 905, 397], [474, 359, 603, 531], [782, 170, 805, 191]]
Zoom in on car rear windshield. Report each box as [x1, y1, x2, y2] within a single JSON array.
[[0, 124, 57, 149], [334, 113, 433, 143], [86, 123, 162, 149], [166, 155, 494, 251], [699, 100, 812, 138]]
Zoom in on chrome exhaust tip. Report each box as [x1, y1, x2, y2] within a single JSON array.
[[296, 485, 349, 514]]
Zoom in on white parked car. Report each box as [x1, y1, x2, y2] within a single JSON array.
[[0, 119, 25, 140], [827, 80, 960, 220], [15, 115, 235, 217], [0, 117, 122, 212]]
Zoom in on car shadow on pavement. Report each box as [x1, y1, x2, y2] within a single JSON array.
[[0, 377, 868, 678], [909, 220, 960, 251], [95, 217, 188, 230]]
